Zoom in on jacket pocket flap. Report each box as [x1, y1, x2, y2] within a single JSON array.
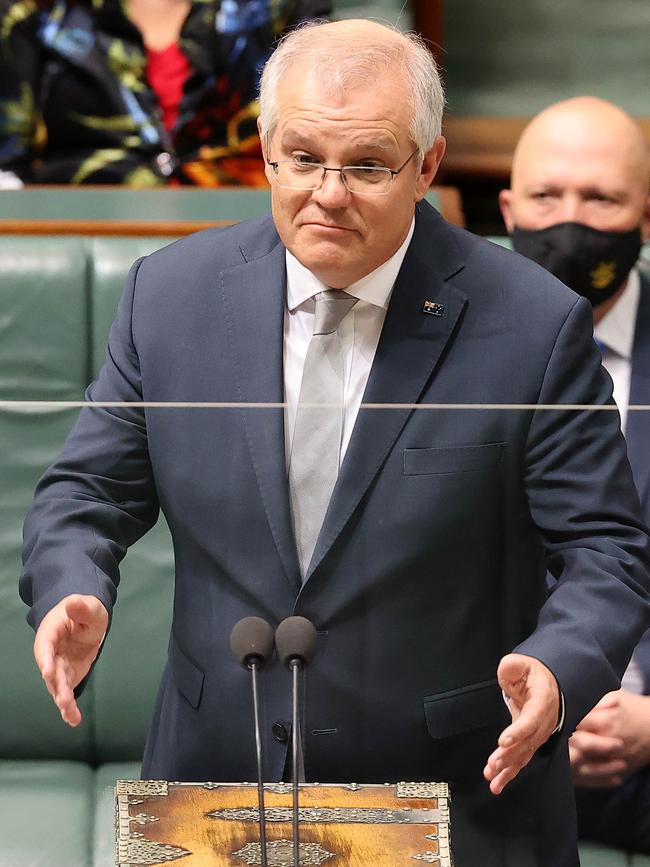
[[424, 679, 509, 739], [404, 443, 504, 475], [170, 632, 205, 709]]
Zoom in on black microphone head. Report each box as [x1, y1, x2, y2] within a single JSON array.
[[275, 616, 318, 668], [230, 616, 275, 669]]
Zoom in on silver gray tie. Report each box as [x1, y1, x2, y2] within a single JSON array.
[[289, 290, 358, 578]]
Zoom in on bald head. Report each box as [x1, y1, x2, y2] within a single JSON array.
[[258, 18, 445, 159], [513, 97, 649, 192], [501, 96, 650, 236]]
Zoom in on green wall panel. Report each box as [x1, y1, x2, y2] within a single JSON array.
[[445, 0, 650, 116], [334, 0, 412, 27]]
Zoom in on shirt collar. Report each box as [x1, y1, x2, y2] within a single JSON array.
[[594, 268, 641, 360], [285, 218, 415, 312]]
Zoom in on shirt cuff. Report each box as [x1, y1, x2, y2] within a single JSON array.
[[553, 689, 566, 734]]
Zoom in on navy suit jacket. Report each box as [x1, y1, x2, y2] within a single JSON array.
[[20, 202, 650, 866]]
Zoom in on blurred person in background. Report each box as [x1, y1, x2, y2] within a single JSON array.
[[500, 95, 650, 853], [0, 0, 330, 187]]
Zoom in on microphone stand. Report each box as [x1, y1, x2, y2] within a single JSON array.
[[290, 659, 301, 867], [250, 660, 268, 867], [230, 616, 274, 867], [274, 616, 317, 867]]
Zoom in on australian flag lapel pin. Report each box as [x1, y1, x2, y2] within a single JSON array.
[[423, 300, 444, 316]]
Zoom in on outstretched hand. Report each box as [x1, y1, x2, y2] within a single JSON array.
[[33, 594, 109, 726], [484, 653, 560, 795]]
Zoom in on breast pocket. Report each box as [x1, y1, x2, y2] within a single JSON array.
[[403, 442, 505, 476]]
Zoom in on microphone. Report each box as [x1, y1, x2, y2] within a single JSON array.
[[275, 616, 318, 867], [230, 616, 275, 867]]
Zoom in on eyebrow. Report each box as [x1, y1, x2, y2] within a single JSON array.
[[525, 182, 626, 199], [279, 131, 394, 153]]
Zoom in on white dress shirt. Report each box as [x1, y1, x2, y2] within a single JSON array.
[[595, 268, 643, 694], [594, 268, 640, 434], [283, 219, 415, 466]]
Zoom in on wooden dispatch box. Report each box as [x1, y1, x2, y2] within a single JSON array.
[[115, 779, 452, 866]]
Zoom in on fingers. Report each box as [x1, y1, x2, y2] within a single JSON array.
[[34, 628, 56, 685], [569, 729, 627, 787], [34, 606, 67, 699], [37, 648, 82, 726], [572, 760, 626, 788], [484, 706, 545, 795], [576, 706, 617, 737], [52, 655, 82, 727], [485, 653, 560, 795], [570, 729, 624, 762], [484, 738, 537, 795]]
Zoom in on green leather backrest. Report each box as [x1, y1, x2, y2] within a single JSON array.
[[0, 237, 88, 400], [0, 237, 93, 760], [0, 235, 176, 762]]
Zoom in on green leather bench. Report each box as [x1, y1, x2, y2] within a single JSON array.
[[1, 233, 648, 866], [0, 236, 176, 867]]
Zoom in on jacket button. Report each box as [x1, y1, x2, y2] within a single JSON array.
[[272, 722, 289, 743]]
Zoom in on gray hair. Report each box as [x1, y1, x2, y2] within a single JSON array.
[[258, 20, 445, 162]]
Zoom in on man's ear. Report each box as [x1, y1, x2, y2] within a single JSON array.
[[257, 117, 266, 158], [498, 189, 515, 233], [258, 118, 274, 185], [641, 191, 650, 243], [414, 136, 446, 201]]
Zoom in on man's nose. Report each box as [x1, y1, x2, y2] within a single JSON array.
[[559, 194, 585, 224], [312, 169, 351, 207]]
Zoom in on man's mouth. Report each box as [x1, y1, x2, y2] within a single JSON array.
[[303, 221, 354, 232]]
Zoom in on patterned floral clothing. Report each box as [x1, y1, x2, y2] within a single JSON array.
[[0, 0, 331, 185]]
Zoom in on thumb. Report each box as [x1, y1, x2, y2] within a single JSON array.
[[498, 654, 530, 697], [62, 595, 108, 643]]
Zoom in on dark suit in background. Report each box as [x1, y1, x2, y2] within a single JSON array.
[[576, 271, 650, 852], [20, 203, 650, 866], [497, 93, 650, 856]]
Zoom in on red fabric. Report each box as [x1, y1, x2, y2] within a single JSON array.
[[146, 43, 190, 132]]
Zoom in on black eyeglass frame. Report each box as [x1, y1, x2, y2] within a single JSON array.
[[266, 148, 420, 196]]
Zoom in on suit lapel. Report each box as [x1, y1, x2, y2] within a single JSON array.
[[626, 275, 650, 519], [221, 235, 302, 592], [303, 206, 467, 583]]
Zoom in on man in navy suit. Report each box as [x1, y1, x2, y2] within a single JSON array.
[[500, 95, 650, 852], [20, 23, 650, 866]]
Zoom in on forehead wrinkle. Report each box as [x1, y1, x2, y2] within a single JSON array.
[[516, 143, 640, 197], [277, 116, 402, 152], [514, 106, 649, 194], [280, 128, 395, 152]]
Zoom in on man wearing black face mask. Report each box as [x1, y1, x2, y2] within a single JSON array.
[[501, 95, 650, 853]]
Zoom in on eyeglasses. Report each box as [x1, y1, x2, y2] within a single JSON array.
[[267, 149, 419, 196]]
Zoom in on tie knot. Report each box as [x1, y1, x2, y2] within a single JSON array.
[[312, 290, 358, 335]]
